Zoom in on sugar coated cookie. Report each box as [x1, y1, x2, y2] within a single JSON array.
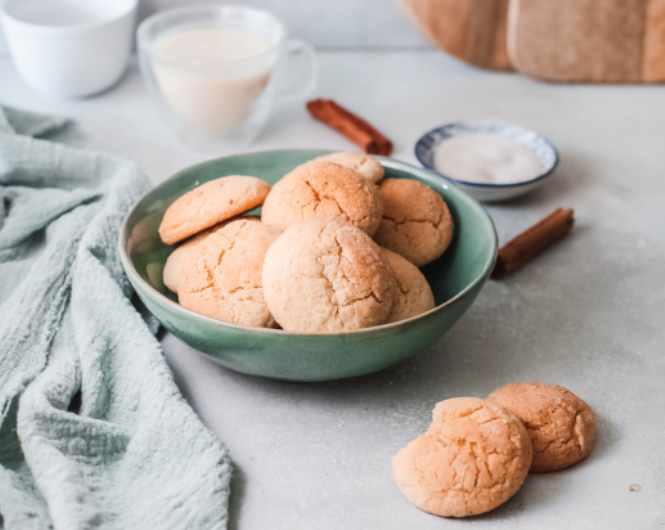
[[373, 179, 454, 267], [162, 216, 259, 293], [163, 226, 220, 294], [311, 152, 384, 183], [488, 382, 597, 472], [179, 218, 281, 328], [159, 176, 271, 245], [393, 397, 532, 518], [261, 161, 383, 236], [382, 247, 435, 323], [262, 217, 397, 333]]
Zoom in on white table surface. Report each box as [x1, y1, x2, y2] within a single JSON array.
[[1, 51, 664, 530]]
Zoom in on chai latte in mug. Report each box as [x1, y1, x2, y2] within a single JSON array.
[[153, 28, 275, 134]]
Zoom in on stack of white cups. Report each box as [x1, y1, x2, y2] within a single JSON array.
[[1, 0, 137, 98]]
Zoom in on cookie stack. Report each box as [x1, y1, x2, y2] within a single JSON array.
[[158, 152, 455, 333]]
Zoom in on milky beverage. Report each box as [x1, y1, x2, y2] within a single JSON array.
[[153, 28, 275, 134]]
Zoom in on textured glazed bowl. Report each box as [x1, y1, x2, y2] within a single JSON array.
[[415, 121, 560, 202], [119, 150, 497, 382]]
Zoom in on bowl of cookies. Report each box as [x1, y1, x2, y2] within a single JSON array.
[[119, 150, 497, 381]]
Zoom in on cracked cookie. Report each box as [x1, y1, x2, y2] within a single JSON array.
[[163, 216, 259, 293], [488, 383, 597, 472], [159, 175, 271, 245], [179, 218, 281, 327], [310, 152, 384, 183], [382, 247, 435, 323], [261, 161, 383, 236], [393, 397, 532, 518], [373, 179, 454, 267], [262, 217, 397, 333]]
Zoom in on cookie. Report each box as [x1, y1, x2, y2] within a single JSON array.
[[373, 179, 454, 267], [393, 397, 532, 518], [311, 152, 384, 183], [163, 226, 220, 294], [162, 216, 259, 293], [488, 382, 597, 472], [261, 161, 383, 237], [159, 176, 271, 245], [382, 247, 435, 323], [178, 218, 281, 328], [262, 217, 397, 333]]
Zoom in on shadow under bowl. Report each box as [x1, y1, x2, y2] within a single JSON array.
[[119, 149, 497, 382]]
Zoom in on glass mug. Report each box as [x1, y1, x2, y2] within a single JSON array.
[[137, 5, 317, 151]]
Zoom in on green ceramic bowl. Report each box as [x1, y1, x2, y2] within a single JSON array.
[[119, 150, 497, 382]]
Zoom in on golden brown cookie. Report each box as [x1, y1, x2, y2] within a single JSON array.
[[393, 397, 532, 518], [382, 247, 435, 323], [373, 179, 454, 267], [159, 176, 271, 245], [178, 218, 281, 328], [311, 152, 384, 183], [162, 216, 259, 293], [261, 161, 383, 237], [163, 227, 219, 294], [488, 382, 597, 472], [262, 217, 397, 333]]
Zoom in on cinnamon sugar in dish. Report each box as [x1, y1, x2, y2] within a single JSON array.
[[434, 134, 542, 185]]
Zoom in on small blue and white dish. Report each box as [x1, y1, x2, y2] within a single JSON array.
[[415, 121, 560, 202]]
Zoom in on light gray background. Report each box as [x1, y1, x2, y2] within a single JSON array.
[[137, 0, 427, 48], [0, 2, 664, 529], [0, 0, 428, 53]]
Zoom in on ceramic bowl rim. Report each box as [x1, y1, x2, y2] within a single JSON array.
[[118, 149, 498, 337], [414, 120, 560, 189]]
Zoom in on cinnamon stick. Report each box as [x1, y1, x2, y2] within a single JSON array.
[[306, 99, 393, 156], [491, 208, 575, 280]]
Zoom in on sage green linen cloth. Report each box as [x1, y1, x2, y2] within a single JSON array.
[[0, 107, 231, 530]]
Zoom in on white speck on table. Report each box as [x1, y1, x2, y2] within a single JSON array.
[[1, 51, 663, 530]]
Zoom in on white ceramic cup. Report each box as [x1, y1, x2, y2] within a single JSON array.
[[1, 0, 137, 98], [137, 5, 318, 151]]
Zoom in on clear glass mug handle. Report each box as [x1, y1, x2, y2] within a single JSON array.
[[273, 38, 318, 104]]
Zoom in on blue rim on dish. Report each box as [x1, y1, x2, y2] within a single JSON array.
[[414, 121, 560, 188]]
